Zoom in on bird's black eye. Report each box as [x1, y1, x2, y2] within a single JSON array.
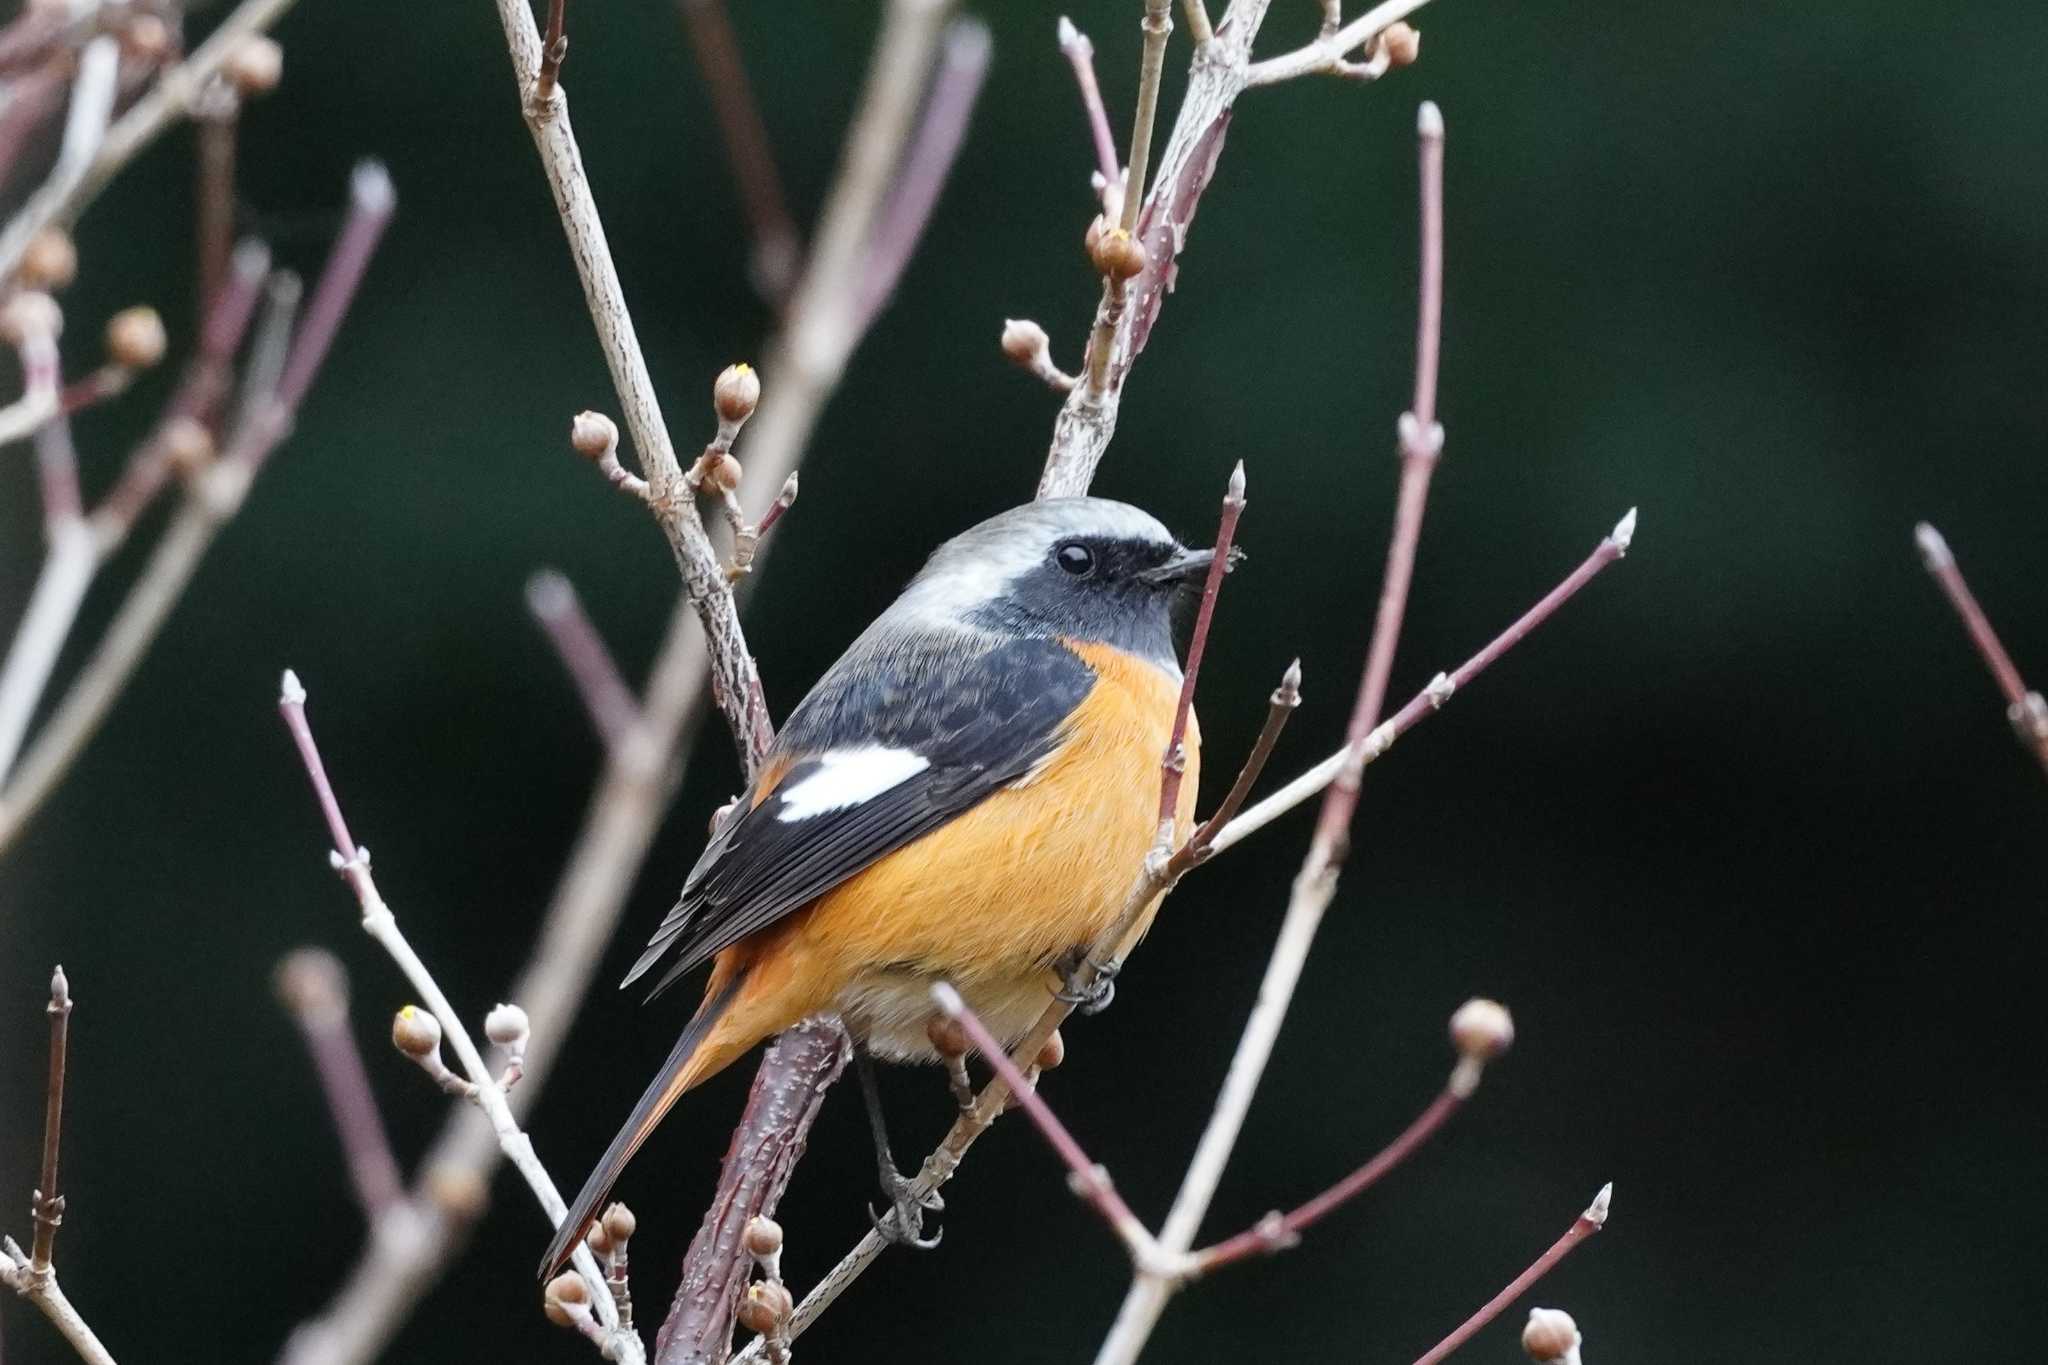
[[1055, 541, 1096, 576]]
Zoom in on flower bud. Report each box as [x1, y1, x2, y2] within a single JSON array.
[[1036, 1028, 1066, 1072], [1089, 226, 1146, 281], [273, 947, 346, 1022], [0, 292, 62, 345], [1001, 318, 1049, 366], [1449, 998, 1514, 1061], [391, 1004, 442, 1058], [543, 1272, 591, 1328], [736, 1280, 792, 1335], [570, 410, 617, 460], [1379, 21, 1421, 67], [223, 36, 284, 96], [161, 417, 216, 476], [713, 363, 760, 424], [701, 451, 743, 493], [601, 1202, 638, 1246], [742, 1215, 783, 1258], [1521, 1307, 1580, 1361], [19, 228, 77, 291], [106, 306, 167, 370], [484, 1002, 530, 1049], [123, 14, 171, 61], [424, 1163, 489, 1219], [925, 1015, 970, 1060]]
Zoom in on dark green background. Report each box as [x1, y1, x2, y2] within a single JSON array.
[[4, 1, 2044, 1360]]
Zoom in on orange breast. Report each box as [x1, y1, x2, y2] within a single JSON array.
[[739, 640, 1199, 1050]]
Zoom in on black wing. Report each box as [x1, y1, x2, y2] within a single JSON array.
[[623, 630, 1096, 999]]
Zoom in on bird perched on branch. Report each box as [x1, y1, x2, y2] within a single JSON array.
[[543, 496, 1228, 1278]]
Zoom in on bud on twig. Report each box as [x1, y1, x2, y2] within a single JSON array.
[[1036, 1028, 1067, 1072], [570, 410, 617, 461], [19, 229, 77, 291], [223, 36, 284, 96], [161, 417, 216, 477], [1448, 997, 1514, 1097], [1000, 318, 1076, 392], [736, 1279, 793, 1336], [1378, 21, 1421, 67], [484, 1002, 530, 1050], [1521, 1307, 1582, 1362], [1089, 225, 1146, 281], [926, 1015, 971, 1060], [713, 363, 760, 425], [391, 1004, 440, 1058], [543, 1271, 592, 1329], [105, 306, 167, 370], [602, 1201, 638, 1247]]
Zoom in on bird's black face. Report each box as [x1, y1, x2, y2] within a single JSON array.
[[968, 532, 1219, 670]]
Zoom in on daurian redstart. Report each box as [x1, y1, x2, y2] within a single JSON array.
[[543, 496, 1216, 1276]]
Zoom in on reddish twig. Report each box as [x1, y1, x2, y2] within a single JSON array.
[[274, 948, 406, 1221], [195, 97, 238, 316], [1159, 461, 1246, 827], [1914, 523, 2048, 778], [657, 1022, 848, 1365], [1208, 511, 1637, 858], [526, 570, 643, 750], [1173, 658, 1300, 872], [850, 18, 990, 336], [535, 0, 568, 107], [1186, 997, 1515, 1278], [30, 965, 71, 1273], [1411, 1185, 1611, 1365], [676, 0, 800, 300], [930, 984, 1159, 1259], [1056, 16, 1122, 208]]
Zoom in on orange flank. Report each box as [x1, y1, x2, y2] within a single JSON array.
[[694, 636, 1200, 1076]]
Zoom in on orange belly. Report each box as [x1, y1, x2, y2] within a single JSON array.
[[688, 639, 1200, 1076]]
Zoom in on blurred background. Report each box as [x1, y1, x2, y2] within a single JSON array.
[[3, 0, 2045, 1361]]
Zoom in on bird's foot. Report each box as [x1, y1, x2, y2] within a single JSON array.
[[1054, 951, 1119, 1016], [867, 1169, 945, 1250]]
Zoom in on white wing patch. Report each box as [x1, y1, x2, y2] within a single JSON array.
[[774, 747, 931, 822]]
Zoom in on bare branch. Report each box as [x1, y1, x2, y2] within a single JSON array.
[[849, 17, 990, 338], [930, 984, 1161, 1262], [0, 172, 392, 859], [1207, 511, 1638, 859], [274, 949, 407, 1222], [1411, 1185, 1611, 1365], [276, 672, 646, 1365], [492, 0, 775, 769], [1244, 0, 1437, 87], [1173, 658, 1300, 872], [1914, 523, 2048, 778], [1186, 999, 1512, 1273], [0, 0, 303, 283], [526, 569, 643, 750], [1057, 16, 1123, 211], [677, 0, 801, 300]]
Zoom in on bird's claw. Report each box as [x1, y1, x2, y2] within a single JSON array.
[[1054, 952, 1118, 1015], [868, 1172, 944, 1250]]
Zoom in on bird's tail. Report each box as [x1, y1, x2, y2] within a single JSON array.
[[539, 968, 747, 1281]]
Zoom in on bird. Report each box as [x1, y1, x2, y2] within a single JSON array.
[[541, 495, 1225, 1279]]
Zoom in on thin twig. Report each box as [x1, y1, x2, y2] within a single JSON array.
[[1173, 658, 1300, 872], [849, 17, 990, 337], [276, 672, 646, 1365], [274, 948, 407, 1221], [1245, 0, 1438, 87], [1410, 1185, 1611, 1365], [494, 0, 774, 768], [535, 0, 567, 106], [676, 0, 800, 300], [526, 570, 644, 750], [1914, 523, 2048, 778], [1056, 16, 1123, 208], [0, 174, 391, 858], [31, 965, 71, 1273], [930, 984, 1162, 1263], [0, 0, 303, 282], [195, 95, 238, 314]]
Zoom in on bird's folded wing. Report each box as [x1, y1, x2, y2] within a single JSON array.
[[623, 631, 1097, 1000]]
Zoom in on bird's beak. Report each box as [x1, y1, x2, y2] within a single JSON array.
[[1140, 543, 1241, 586]]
